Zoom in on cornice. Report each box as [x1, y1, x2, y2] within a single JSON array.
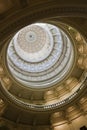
[[0, 6, 87, 43]]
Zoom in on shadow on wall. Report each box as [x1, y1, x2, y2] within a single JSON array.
[[0, 125, 9, 130], [80, 126, 87, 130]]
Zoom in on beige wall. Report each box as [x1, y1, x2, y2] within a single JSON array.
[[53, 115, 87, 130]]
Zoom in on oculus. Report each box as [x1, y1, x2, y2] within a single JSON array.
[[7, 23, 74, 89]]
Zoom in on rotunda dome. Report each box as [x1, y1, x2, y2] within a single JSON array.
[[7, 23, 75, 89]]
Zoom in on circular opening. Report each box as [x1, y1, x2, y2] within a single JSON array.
[[7, 23, 75, 89]]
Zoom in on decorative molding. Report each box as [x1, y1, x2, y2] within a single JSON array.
[[0, 7, 87, 42]]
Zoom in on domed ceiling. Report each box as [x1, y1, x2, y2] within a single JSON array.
[[7, 23, 74, 89], [0, 0, 87, 129], [0, 21, 86, 112]]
